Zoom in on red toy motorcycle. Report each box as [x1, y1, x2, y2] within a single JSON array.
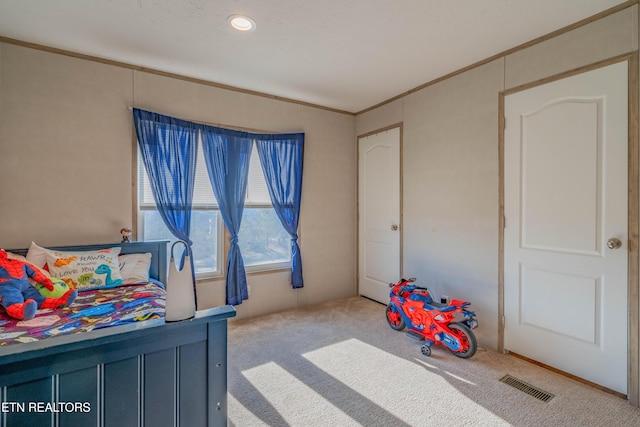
[[386, 278, 478, 358]]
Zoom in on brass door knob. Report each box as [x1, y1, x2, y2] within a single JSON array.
[[391, 224, 399, 231], [607, 238, 622, 250]]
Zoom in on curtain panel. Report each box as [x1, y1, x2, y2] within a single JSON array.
[[133, 109, 198, 246], [201, 126, 253, 306], [133, 108, 199, 303], [256, 134, 305, 288]]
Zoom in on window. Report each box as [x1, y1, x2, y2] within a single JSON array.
[[138, 141, 291, 279], [241, 146, 292, 270]]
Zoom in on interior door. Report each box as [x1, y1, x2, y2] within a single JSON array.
[[358, 127, 400, 304], [504, 61, 628, 393]]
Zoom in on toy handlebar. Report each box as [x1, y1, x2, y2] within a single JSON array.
[[389, 277, 417, 287]]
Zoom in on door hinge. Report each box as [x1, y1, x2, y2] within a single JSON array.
[[501, 315, 506, 328], [503, 117, 506, 130], [502, 215, 506, 229]]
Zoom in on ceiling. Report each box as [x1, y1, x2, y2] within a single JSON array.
[[0, 0, 629, 113]]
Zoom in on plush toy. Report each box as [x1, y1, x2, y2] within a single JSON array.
[[35, 277, 73, 299], [0, 249, 78, 320]]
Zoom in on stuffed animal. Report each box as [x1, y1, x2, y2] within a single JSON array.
[[35, 277, 73, 299], [0, 249, 77, 320]]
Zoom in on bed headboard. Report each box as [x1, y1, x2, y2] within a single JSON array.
[[9, 241, 169, 283]]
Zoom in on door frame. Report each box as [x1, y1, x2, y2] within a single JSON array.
[[498, 53, 639, 404], [356, 123, 404, 297]]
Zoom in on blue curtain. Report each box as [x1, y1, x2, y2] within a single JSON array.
[[256, 134, 305, 288], [200, 126, 253, 305], [132, 108, 198, 293]]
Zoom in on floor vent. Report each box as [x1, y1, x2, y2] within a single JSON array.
[[499, 375, 555, 402]]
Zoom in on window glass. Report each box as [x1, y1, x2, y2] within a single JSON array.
[[239, 208, 291, 267], [246, 145, 271, 205], [141, 209, 219, 276]]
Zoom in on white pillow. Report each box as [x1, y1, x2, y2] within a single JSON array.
[[119, 252, 152, 284], [25, 241, 48, 269]]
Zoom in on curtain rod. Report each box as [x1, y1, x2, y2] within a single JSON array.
[[126, 106, 285, 134]]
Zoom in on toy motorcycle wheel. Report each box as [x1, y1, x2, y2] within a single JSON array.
[[385, 304, 405, 331], [448, 322, 477, 359], [421, 345, 432, 357]]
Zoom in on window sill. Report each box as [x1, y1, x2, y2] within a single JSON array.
[[195, 271, 223, 282], [194, 264, 290, 283], [246, 261, 291, 274], [246, 266, 291, 276]]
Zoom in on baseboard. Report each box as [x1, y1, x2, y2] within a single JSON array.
[[507, 351, 627, 400]]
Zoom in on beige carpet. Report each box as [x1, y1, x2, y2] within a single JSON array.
[[227, 297, 640, 426]]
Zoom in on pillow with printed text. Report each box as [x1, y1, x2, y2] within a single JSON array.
[[44, 247, 123, 291]]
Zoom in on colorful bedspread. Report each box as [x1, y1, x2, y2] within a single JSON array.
[[0, 282, 165, 346]]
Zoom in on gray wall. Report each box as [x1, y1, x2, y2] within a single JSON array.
[[356, 5, 638, 350], [0, 43, 357, 319]]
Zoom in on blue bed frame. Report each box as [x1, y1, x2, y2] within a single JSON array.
[[0, 241, 236, 427]]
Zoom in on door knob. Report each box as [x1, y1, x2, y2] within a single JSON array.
[[391, 224, 399, 231], [607, 238, 622, 250]]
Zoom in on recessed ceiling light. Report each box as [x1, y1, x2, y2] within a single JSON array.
[[228, 14, 256, 32]]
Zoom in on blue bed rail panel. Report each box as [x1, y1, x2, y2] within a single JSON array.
[[104, 358, 139, 427], [59, 367, 100, 427], [179, 341, 208, 426]]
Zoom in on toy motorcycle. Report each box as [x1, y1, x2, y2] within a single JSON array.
[[386, 278, 478, 358]]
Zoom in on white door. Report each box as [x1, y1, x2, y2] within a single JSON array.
[[504, 61, 628, 393], [358, 127, 401, 304]]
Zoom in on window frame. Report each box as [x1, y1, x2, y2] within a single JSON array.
[[136, 144, 293, 281]]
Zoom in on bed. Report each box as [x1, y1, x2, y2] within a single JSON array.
[[0, 241, 236, 427]]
